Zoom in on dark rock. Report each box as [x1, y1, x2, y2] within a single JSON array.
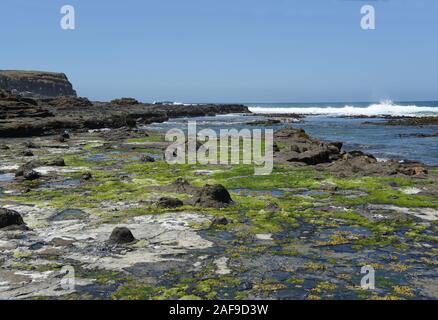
[[247, 119, 282, 126], [140, 155, 155, 163], [163, 178, 198, 194], [23, 170, 40, 181], [15, 160, 43, 177], [286, 148, 333, 165], [1, 87, 249, 138], [61, 131, 70, 139], [109, 227, 136, 244], [0, 144, 9, 150], [346, 150, 376, 160], [397, 164, 428, 176], [57, 135, 68, 143], [0, 208, 27, 230], [399, 132, 438, 138], [274, 127, 342, 165], [324, 151, 428, 177], [331, 141, 343, 151], [364, 116, 438, 126], [48, 158, 65, 167], [156, 197, 184, 209], [0, 70, 77, 97], [82, 172, 93, 180], [211, 216, 229, 226], [110, 98, 140, 106], [21, 150, 34, 157], [191, 184, 233, 208], [50, 237, 75, 247], [41, 96, 91, 108], [23, 141, 39, 149]]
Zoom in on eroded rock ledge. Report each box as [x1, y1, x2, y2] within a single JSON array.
[[0, 90, 250, 137], [0, 70, 76, 98]]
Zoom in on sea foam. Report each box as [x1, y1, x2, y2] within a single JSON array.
[[249, 101, 438, 117]]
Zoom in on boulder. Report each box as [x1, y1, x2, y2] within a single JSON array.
[[156, 197, 184, 209], [48, 158, 66, 167], [15, 160, 43, 177], [0, 208, 27, 230], [191, 184, 233, 208], [21, 150, 34, 157], [82, 172, 93, 180], [109, 227, 136, 244], [274, 127, 342, 165], [211, 216, 229, 226], [23, 170, 40, 181], [60, 131, 70, 139]]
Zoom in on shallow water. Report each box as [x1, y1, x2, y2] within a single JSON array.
[[51, 209, 88, 221], [230, 188, 284, 197], [146, 113, 438, 165], [0, 173, 14, 182]]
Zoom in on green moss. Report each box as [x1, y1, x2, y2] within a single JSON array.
[[332, 176, 437, 209], [13, 251, 32, 259], [213, 165, 321, 190], [111, 283, 155, 300], [193, 275, 240, 298], [352, 235, 399, 249]]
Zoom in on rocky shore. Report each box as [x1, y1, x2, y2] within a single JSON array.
[[0, 73, 437, 300], [0, 90, 250, 138], [0, 120, 437, 300]]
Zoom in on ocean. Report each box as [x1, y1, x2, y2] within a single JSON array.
[[246, 101, 438, 117], [147, 101, 438, 166]]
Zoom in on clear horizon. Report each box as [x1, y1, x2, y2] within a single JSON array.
[[1, 0, 437, 103]]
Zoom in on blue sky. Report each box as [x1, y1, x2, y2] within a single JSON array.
[[1, 0, 437, 103]]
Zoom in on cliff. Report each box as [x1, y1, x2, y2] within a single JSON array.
[[0, 70, 77, 97]]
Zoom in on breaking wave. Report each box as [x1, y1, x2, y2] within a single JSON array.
[[249, 101, 438, 117]]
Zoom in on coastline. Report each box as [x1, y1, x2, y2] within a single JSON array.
[[1, 91, 438, 299]]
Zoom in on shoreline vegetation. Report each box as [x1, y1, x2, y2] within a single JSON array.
[[1, 76, 438, 300]]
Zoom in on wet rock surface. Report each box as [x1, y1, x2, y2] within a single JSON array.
[[0, 114, 437, 300]]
